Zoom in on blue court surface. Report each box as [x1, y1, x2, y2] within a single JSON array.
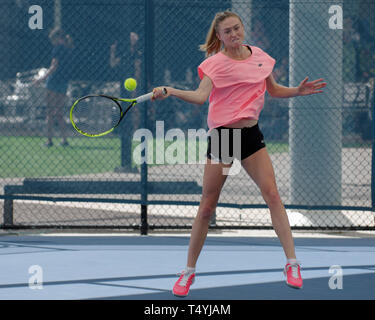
[[0, 233, 374, 300]]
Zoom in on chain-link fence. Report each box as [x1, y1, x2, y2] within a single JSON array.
[[0, 0, 374, 233]]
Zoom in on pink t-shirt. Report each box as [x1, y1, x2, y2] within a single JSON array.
[[198, 45, 275, 130]]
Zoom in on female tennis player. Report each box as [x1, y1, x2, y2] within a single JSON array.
[[153, 11, 326, 297]]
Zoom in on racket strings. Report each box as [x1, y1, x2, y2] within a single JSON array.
[[71, 96, 123, 135]]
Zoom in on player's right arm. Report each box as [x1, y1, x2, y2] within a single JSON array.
[[33, 58, 58, 85], [153, 75, 212, 105], [45, 58, 58, 77]]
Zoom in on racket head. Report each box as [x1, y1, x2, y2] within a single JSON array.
[[70, 95, 133, 137]]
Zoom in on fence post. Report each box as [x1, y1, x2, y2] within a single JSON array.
[[371, 78, 375, 211], [140, 0, 155, 235], [289, 0, 343, 223], [210, 210, 216, 227], [3, 195, 13, 227], [372, 4, 375, 212]]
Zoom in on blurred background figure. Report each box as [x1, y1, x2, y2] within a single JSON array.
[[110, 32, 142, 172], [250, 19, 270, 51], [34, 27, 74, 147]]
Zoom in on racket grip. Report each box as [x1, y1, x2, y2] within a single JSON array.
[[136, 92, 154, 103], [136, 88, 168, 103]]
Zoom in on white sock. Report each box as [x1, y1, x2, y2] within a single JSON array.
[[287, 259, 299, 265], [185, 266, 196, 274]]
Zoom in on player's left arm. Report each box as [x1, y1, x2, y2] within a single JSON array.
[[266, 73, 326, 98]]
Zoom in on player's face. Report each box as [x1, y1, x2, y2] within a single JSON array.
[[217, 17, 244, 49]]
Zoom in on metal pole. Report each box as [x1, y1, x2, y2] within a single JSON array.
[[54, 0, 62, 28], [289, 1, 343, 221], [371, 81, 375, 210], [371, 3, 375, 212], [140, 0, 155, 235]]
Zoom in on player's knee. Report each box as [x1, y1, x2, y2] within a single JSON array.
[[198, 205, 215, 221], [262, 186, 281, 205]]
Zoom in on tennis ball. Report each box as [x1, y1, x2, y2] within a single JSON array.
[[124, 78, 137, 91]]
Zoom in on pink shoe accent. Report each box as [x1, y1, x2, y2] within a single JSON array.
[[284, 263, 303, 289], [172, 271, 195, 297]]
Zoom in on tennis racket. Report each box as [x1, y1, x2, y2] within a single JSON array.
[[70, 88, 167, 137]]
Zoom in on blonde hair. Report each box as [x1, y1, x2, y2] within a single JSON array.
[[199, 11, 243, 57]]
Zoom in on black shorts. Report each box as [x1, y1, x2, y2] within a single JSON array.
[[206, 124, 266, 163]]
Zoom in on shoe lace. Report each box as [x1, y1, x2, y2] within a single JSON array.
[[176, 271, 193, 287], [288, 263, 301, 278]]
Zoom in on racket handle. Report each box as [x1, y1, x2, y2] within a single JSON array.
[[136, 92, 154, 103], [136, 88, 168, 103]]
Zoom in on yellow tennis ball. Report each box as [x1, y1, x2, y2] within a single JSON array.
[[124, 78, 137, 91]]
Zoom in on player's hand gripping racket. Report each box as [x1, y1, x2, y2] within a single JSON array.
[[70, 88, 167, 137]]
